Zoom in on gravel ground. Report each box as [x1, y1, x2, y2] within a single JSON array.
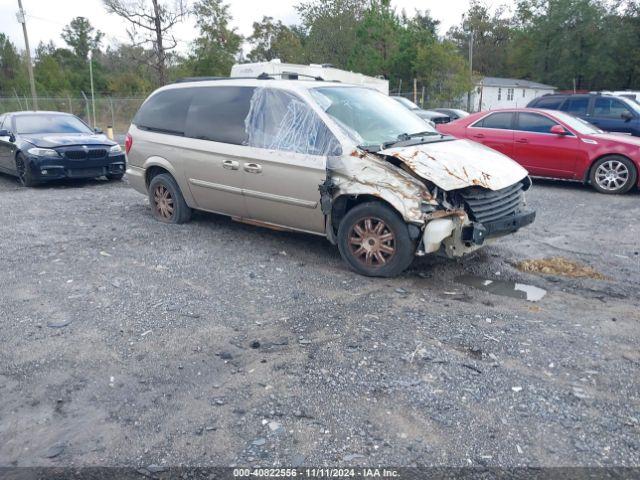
[[0, 173, 638, 469]]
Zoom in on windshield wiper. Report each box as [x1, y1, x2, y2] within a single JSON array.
[[380, 131, 443, 149], [358, 131, 449, 153], [397, 131, 440, 141]]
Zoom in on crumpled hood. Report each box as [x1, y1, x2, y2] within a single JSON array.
[[22, 133, 114, 148], [380, 139, 529, 191]]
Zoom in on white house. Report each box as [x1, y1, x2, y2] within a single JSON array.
[[470, 77, 556, 111]]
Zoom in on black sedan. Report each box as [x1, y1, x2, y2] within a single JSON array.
[[390, 96, 451, 125], [433, 108, 469, 121], [0, 111, 126, 187]]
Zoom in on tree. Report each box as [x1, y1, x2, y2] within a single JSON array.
[[0, 34, 27, 95], [187, 0, 242, 76], [510, 0, 609, 90], [103, 0, 188, 85], [392, 9, 440, 85], [413, 40, 472, 106], [447, 1, 513, 78], [101, 43, 156, 94], [247, 16, 305, 63], [33, 42, 73, 94], [296, 0, 366, 68], [347, 0, 402, 79], [61, 17, 104, 61]]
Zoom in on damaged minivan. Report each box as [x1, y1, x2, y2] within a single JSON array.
[[126, 78, 535, 277]]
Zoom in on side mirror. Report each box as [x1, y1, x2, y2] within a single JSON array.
[[0, 129, 15, 141], [550, 125, 569, 135], [621, 111, 634, 122], [94, 127, 103, 134]]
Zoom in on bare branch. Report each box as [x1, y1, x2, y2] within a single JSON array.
[[102, 0, 188, 85]]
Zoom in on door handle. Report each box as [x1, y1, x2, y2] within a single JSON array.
[[244, 162, 262, 174], [222, 160, 239, 170], [515, 138, 529, 144], [472, 133, 485, 138]]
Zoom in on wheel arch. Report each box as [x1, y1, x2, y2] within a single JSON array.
[[583, 153, 637, 184], [329, 194, 421, 241], [145, 165, 172, 188]]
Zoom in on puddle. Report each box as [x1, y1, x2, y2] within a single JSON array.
[[456, 275, 547, 302]]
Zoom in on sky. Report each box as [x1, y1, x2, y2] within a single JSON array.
[[0, 0, 505, 55]]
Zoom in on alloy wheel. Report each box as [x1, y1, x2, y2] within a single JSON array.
[[154, 184, 175, 220], [16, 156, 26, 186], [595, 160, 629, 191], [348, 217, 396, 267]]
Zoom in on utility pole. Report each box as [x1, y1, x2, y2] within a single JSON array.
[[88, 50, 97, 128], [16, 0, 38, 110], [467, 30, 474, 112]]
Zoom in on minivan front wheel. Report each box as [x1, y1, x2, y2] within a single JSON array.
[[337, 202, 415, 277], [148, 173, 192, 224], [590, 155, 637, 194]]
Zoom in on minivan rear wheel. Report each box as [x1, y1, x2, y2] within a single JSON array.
[[337, 202, 415, 277], [148, 173, 192, 224]]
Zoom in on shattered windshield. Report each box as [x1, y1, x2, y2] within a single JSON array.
[[310, 86, 437, 146]]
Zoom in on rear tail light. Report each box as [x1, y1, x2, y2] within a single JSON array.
[[125, 133, 133, 154]]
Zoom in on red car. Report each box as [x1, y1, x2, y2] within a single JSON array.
[[437, 108, 640, 194]]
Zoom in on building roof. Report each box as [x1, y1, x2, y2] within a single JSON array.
[[479, 76, 556, 90]]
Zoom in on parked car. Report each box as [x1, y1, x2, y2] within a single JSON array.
[[390, 96, 451, 124], [433, 108, 470, 121], [127, 78, 535, 277], [0, 111, 126, 187], [437, 108, 640, 194], [527, 93, 640, 136]]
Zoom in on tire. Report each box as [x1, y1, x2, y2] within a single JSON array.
[[337, 202, 415, 277], [147, 173, 192, 224], [589, 155, 637, 194], [15, 153, 36, 187], [107, 173, 124, 181]]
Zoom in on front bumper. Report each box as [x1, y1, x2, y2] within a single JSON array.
[[462, 209, 536, 245], [27, 153, 126, 181]]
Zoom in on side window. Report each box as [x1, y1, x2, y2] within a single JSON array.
[[474, 112, 513, 130], [133, 88, 194, 135], [0, 115, 5, 129], [535, 96, 564, 109], [593, 97, 634, 119], [185, 86, 255, 145], [516, 113, 559, 133], [245, 88, 341, 156], [561, 97, 589, 115]]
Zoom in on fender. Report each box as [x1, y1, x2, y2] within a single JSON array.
[[328, 150, 427, 225], [142, 156, 197, 207]]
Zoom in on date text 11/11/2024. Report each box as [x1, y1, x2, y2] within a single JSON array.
[[232, 468, 400, 478]]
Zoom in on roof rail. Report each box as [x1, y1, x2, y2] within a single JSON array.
[[259, 72, 326, 81], [174, 72, 328, 84]]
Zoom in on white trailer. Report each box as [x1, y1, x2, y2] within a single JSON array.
[[231, 60, 389, 95]]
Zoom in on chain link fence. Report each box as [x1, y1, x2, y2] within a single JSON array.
[[0, 96, 146, 140], [392, 90, 468, 110]]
